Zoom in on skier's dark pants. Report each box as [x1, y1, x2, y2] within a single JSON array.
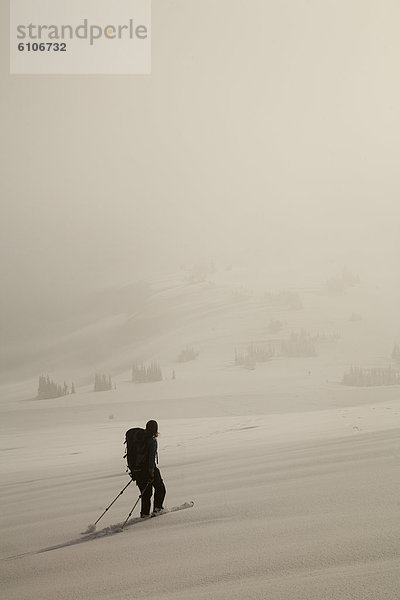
[[136, 467, 166, 516]]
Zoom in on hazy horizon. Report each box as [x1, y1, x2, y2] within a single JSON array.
[[1, 0, 399, 321]]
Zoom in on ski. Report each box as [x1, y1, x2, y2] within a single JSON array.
[[151, 501, 194, 518], [128, 501, 194, 525], [82, 501, 194, 536]]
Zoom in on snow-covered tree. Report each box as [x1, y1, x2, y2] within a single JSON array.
[[94, 374, 114, 392], [132, 361, 162, 383]]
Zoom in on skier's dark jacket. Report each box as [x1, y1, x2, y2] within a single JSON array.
[[146, 434, 158, 472]]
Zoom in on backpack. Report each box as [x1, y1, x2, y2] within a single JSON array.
[[125, 428, 149, 480]]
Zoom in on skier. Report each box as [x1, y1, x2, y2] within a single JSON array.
[[135, 420, 166, 517]]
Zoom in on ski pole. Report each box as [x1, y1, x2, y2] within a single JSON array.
[[94, 479, 133, 526], [121, 482, 150, 529]]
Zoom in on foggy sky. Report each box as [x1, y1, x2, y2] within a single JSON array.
[[1, 0, 400, 318]]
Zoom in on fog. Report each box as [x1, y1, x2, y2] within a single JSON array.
[[2, 5, 400, 599], [1, 1, 400, 368]]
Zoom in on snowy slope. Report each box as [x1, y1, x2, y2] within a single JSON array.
[[1, 272, 399, 599]]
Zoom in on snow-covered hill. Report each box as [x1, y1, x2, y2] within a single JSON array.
[[1, 270, 399, 599]]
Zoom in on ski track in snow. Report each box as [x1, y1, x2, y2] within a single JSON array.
[[3, 502, 194, 561]]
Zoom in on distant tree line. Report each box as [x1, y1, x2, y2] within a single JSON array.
[[309, 330, 340, 343], [280, 331, 317, 357], [235, 344, 273, 369], [266, 320, 340, 343], [37, 375, 75, 400], [342, 366, 400, 387], [392, 343, 400, 364], [177, 347, 199, 363], [94, 373, 114, 392], [323, 270, 359, 295], [235, 330, 317, 369], [132, 361, 162, 383], [268, 330, 317, 357]]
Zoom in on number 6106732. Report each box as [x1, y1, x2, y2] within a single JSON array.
[[18, 42, 67, 51]]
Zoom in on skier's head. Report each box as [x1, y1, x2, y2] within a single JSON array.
[[145, 420, 158, 437]]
